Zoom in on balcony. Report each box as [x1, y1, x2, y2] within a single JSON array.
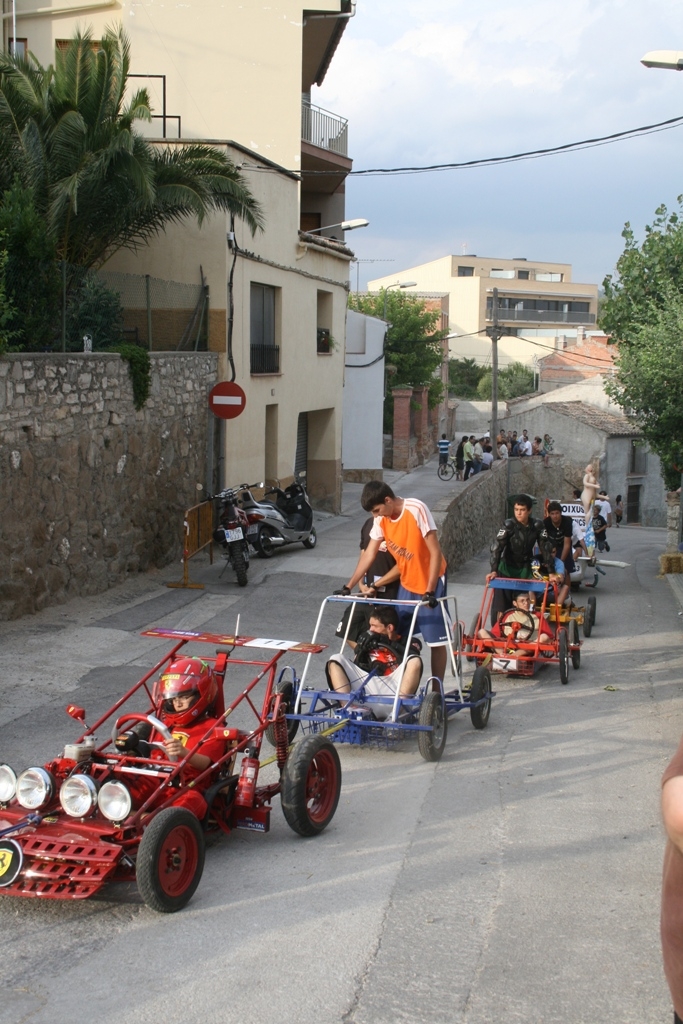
[[486, 308, 596, 326], [301, 101, 348, 156], [250, 344, 280, 375]]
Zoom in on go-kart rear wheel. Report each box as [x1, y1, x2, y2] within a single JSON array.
[[265, 679, 300, 746], [558, 627, 570, 685], [569, 619, 581, 670], [417, 692, 448, 762], [136, 807, 205, 913], [469, 665, 492, 730], [302, 527, 317, 549], [586, 594, 597, 633], [281, 735, 341, 836]]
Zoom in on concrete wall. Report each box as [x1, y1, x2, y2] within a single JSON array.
[[439, 460, 508, 573], [0, 352, 217, 620], [343, 310, 385, 479]]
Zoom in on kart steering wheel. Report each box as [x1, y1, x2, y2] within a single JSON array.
[[111, 712, 179, 761], [499, 609, 537, 643]]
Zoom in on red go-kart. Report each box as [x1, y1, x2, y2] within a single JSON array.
[[0, 628, 339, 913], [463, 578, 581, 686]]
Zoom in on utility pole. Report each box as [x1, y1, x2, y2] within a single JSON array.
[[486, 287, 503, 456]]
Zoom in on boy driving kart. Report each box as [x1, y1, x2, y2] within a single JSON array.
[[116, 656, 227, 818], [477, 591, 555, 647], [326, 605, 423, 708]]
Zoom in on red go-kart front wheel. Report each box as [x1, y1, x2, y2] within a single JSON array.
[[136, 807, 205, 913]]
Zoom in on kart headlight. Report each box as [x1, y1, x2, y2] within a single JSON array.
[[97, 781, 132, 822], [16, 767, 54, 810], [0, 764, 17, 803], [59, 775, 98, 818]]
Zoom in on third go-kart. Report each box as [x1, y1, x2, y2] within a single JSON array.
[[0, 628, 338, 913], [463, 577, 581, 685], [288, 594, 494, 762]]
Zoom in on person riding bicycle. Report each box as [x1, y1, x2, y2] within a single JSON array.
[[437, 434, 452, 467]]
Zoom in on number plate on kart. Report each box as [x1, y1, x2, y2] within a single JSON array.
[[492, 657, 518, 672], [224, 527, 243, 542]]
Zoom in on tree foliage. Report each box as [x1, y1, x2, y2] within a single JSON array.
[[476, 361, 534, 401], [347, 289, 446, 407], [448, 357, 485, 398], [0, 27, 263, 269], [600, 201, 683, 487]]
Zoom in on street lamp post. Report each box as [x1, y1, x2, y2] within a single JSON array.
[[382, 280, 417, 321], [306, 218, 370, 237]]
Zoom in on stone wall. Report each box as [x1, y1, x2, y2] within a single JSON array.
[[439, 461, 508, 573], [506, 454, 567, 506], [0, 352, 218, 620]]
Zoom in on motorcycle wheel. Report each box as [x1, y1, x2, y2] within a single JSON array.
[[302, 527, 317, 550], [256, 527, 276, 559], [232, 544, 248, 587]]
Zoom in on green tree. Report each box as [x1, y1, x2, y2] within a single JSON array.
[[476, 361, 534, 401], [65, 273, 124, 351], [348, 289, 446, 428], [0, 244, 20, 354], [0, 27, 263, 269], [448, 357, 485, 397], [600, 200, 683, 486]]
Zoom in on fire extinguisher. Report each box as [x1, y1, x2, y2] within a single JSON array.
[[234, 748, 259, 806]]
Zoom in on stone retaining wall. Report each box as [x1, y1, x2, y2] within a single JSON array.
[[0, 352, 217, 619], [438, 461, 508, 573]]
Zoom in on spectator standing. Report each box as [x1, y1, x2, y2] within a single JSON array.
[[437, 433, 451, 467], [498, 440, 509, 460], [463, 435, 474, 480], [481, 444, 494, 470], [597, 490, 613, 527], [615, 494, 624, 527], [593, 508, 610, 552], [532, 436, 544, 456], [471, 436, 484, 475], [520, 434, 533, 456], [454, 436, 467, 481]]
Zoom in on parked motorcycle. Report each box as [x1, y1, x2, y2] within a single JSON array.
[[212, 482, 263, 586], [239, 473, 317, 558]]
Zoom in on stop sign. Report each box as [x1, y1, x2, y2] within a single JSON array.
[[209, 381, 246, 420]]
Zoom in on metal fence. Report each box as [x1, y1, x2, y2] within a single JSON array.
[[1, 256, 209, 352], [301, 101, 348, 156]]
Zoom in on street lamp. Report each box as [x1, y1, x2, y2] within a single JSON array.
[[382, 280, 417, 320], [307, 218, 370, 234], [641, 50, 683, 70]]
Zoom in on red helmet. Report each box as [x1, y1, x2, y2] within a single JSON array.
[[154, 657, 217, 727], [366, 644, 399, 677]]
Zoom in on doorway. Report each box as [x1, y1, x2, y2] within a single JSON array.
[[626, 484, 641, 524]]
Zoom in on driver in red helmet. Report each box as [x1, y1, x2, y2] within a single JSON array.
[[325, 605, 423, 707], [117, 657, 226, 818]]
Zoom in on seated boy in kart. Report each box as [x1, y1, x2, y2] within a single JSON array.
[[326, 605, 423, 710], [116, 656, 227, 819], [478, 592, 555, 648]]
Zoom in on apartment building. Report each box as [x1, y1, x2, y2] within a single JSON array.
[[369, 255, 599, 371], [8, 1, 356, 510]]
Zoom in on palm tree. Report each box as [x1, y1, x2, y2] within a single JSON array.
[[0, 26, 263, 267]]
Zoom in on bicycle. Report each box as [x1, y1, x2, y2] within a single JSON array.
[[437, 455, 457, 481]]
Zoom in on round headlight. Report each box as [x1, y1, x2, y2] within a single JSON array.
[[97, 781, 132, 822], [0, 764, 17, 803], [59, 775, 98, 818], [16, 767, 54, 810]]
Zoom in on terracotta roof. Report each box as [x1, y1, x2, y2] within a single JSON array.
[[542, 401, 635, 436]]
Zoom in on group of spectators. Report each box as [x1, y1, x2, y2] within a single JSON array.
[[448, 434, 495, 480], [496, 428, 554, 460]]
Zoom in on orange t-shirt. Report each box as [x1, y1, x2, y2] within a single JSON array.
[[370, 498, 446, 594]]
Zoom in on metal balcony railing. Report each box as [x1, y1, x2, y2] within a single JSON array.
[[250, 344, 280, 374], [486, 309, 596, 325], [301, 101, 348, 156]]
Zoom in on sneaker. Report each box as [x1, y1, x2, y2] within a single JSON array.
[[605, 543, 610, 552]]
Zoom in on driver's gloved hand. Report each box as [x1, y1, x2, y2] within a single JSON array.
[[422, 591, 437, 608], [333, 585, 351, 596], [115, 731, 138, 752]]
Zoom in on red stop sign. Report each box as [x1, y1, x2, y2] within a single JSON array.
[[209, 381, 246, 420]]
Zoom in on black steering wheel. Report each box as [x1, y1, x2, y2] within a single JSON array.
[[111, 712, 179, 761], [499, 609, 536, 643]]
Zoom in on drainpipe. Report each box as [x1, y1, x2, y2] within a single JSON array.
[[303, 1, 356, 23]]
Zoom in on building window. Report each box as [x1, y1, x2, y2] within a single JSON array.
[[517, 270, 530, 280], [9, 38, 27, 57], [317, 289, 333, 354], [56, 39, 101, 53], [457, 266, 474, 277], [250, 282, 280, 374], [490, 269, 515, 279], [629, 439, 647, 475], [536, 272, 563, 282]]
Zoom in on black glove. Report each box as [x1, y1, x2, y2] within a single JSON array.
[[422, 591, 437, 608], [333, 585, 351, 596]]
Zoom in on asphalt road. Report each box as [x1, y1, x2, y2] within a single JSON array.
[[1, 464, 681, 1024]]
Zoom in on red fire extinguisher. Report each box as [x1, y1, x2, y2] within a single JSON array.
[[234, 749, 259, 806]]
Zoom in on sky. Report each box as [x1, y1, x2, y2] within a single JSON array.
[[314, 0, 683, 291]]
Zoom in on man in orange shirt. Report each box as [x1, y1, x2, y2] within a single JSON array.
[[338, 481, 449, 684]]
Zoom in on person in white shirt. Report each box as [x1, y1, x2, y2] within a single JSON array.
[[596, 490, 612, 527]]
